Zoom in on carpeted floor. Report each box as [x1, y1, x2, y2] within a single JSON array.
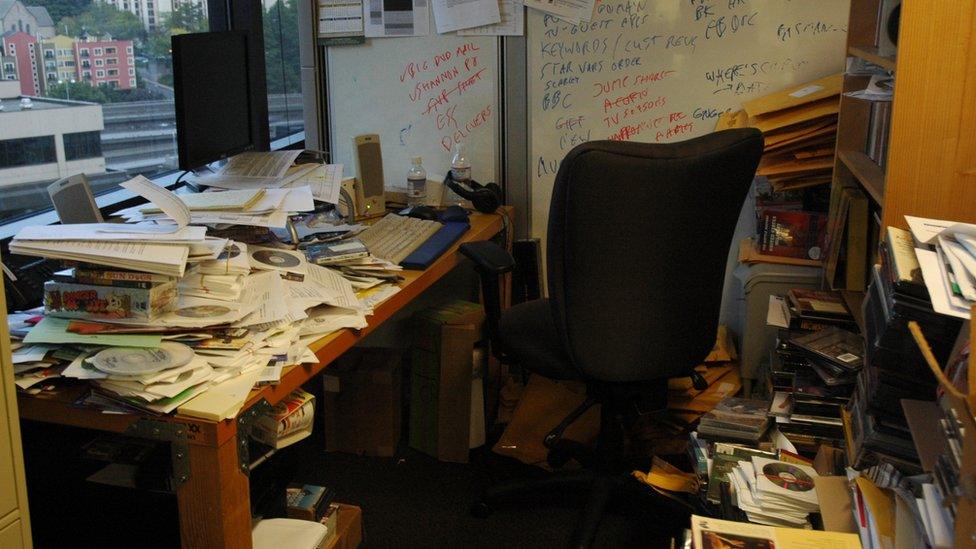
[[23, 422, 691, 548], [278, 445, 690, 548]]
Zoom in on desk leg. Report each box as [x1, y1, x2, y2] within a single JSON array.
[[177, 437, 252, 548]]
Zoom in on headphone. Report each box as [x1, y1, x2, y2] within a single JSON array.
[[443, 173, 502, 214]]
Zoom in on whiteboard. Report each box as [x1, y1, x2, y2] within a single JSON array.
[[528, 0, 850, 239], [327, 19, 498, 193]]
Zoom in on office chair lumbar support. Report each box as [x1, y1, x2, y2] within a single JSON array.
[[460, 128, 764, 548]]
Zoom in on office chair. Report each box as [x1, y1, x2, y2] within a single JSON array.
[[460, 128, 764, 548]]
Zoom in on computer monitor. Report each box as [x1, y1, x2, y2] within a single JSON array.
[[172, 30, 254, 171]]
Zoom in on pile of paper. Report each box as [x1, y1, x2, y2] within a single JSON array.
[[6, 168, 380, 420], [9, 334, 69, 391], [114, 182, 316, 229], [906, 215, 976, 319], [729, 456, 821, 528], [717, 73, 841, 192]]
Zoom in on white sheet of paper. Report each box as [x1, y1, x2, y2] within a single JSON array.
[[120, 175, 192, 228], [220, 151, 303, 179], [305, 264, 360, 309], [11, 344, 54, 364], [363, 0, 429, 37], [916, 247, 970, 319], [432, 0, 499, 33], [523, 0, 592, 23], [319, 0, 364, 36], [941, 238, 976, 300], [281, 186, 316, 212], [300, 164, 344, 204], [765, 296, 789, 329], [906, 215, 954, 245], [15, 224, 206, 243], [458, 0, 522, 35]]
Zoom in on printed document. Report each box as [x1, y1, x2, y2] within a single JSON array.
[[319, 0, 365, 36], [363, 0, 429, 37], [459, 0, 522, 35], [432, 0, 499, 33]]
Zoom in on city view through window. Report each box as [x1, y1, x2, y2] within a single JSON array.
[[0, 0, 303, 225]]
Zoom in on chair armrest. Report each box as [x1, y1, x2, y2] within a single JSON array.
[[459, 241, 515, 275], [459, 240, 515, 363]]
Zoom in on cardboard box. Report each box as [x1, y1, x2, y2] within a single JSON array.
[[324, 503, 363, 549], [409, 300, 484, 463], [323, 348, 402, 457]]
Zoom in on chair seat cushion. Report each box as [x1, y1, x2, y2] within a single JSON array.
[[499, 299, 580, 380]]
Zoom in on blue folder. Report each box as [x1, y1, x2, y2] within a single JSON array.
[[400, 222, 470, 270]]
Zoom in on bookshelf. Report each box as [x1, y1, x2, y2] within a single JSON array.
[[829, 0, 976, 292]]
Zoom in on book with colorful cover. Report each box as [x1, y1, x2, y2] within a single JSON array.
[[43, 280, 177, 321], [758, 209, 827, 260]]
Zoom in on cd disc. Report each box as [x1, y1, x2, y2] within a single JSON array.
[[251, 249, 301, 269], [91, 341, 195, 375], [217, 244, 242, 260], [176, 305, 232, 318], [761, 462, 815, 492]]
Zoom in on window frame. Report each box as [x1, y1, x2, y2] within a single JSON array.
[[0, 0, 305, 239]]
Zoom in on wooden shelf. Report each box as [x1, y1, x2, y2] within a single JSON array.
[[838, 149, 885, 204], [848, 45, 897, 71]]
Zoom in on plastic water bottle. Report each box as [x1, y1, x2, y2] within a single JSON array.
[[446, 143, 472, 206], [450, 143, 471, 184], [407, 156, 427, 206]]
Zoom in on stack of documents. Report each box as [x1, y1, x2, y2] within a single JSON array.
[[906, 215, 976, 319], [115, 184, 316, 229], [5, 157, 387, 420], [717, 73, 841, 192]]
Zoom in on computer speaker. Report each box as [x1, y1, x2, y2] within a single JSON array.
[[353, 134, 385, 218], [47, 173, 103, 224]]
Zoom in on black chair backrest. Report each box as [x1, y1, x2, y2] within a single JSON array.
[[546, 128, 764, 383]]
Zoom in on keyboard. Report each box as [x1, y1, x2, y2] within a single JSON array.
[[358, 214, 442, 264]]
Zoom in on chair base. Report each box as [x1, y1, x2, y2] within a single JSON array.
[[472, 470, 660, 549]]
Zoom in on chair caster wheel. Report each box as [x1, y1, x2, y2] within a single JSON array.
[[470, 501, 492, 518], [546, 448, 572, 469]]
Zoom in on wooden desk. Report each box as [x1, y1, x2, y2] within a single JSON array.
[[17, 209, 509, 548]]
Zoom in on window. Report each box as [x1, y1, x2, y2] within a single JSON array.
[[95, 59, 103, 66], [129, 78, 136, 86], [0, 136, 56, 168], [106, 58, 117, 65], [80, 49, 89, 57], [107, 69, 118, 76], [96, 69, 104, 77], [63, 131, 103, 161], [126, 47, 133, 54], [4, 64, 13, 72], [128, 68, 134, 75], [94, 48, 102, 55], [106, 47, 116, 54], [263, 0, 305, 143], [107, 80, 118, 88]]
